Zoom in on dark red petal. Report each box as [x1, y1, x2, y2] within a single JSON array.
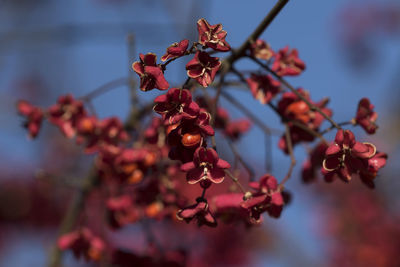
[[142, 53, 157, 66], [132, 61, 144, 75], [216, 159, 230, 169], [154, 94, 168, 103], [325, 144, 341, 156], [241, 195, 268, 209], [270, 192, 284, 206], [186, 167, 204, 184], [351, 142, 374, 158], [208, 168, 225, 184], [334, 129, 344, 145]]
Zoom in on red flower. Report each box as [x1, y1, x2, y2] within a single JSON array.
[[180, 147, 230, 185], [58, 228, 105, 262], [212, 193, 256, 225], [161, 39, 189, 61], [355, 97, 378, 134], [177, 199, 217, 227], [250, 39, 274, 60], [197, 18, 231, 52], [153, 88, 200, 125], [247, 73, 281, 104], [322, 129, 376, 182], [166, 109, 215, 162], [186, 51, 221, 87], [241, 174, 285, 221], [272, 46, 306, 76], [80, 117, 129, 154], [17, 100, 43, 138], [132, 53, 169, 91], [359, 152, 387, 188], [48, 94, 87, 138]]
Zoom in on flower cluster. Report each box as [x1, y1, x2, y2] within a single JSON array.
[[322, 129, 386, 188], [241, 174, 287, 222], [17, 94, 129, 153], [15, 14, 390, 266]]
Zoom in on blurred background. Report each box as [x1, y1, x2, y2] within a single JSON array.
[[1, 0, 400, 266]]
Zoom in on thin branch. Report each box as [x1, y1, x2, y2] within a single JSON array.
[[279, 123, 296, 187], [84, 99, 98, 117], [227, 140, 255, 181], [219, 91, 277, 135], [80, 77, 129, 101], [265, 134, 273, 173], [127, 33, 139, 107], [225, 170, 246, 194]]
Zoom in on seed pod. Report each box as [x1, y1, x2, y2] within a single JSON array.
[[181, 132, 201, 147]]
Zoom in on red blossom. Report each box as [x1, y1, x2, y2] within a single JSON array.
[[241, 174, 285, 221], [180, 147, 230, 185], [58, 228, 105, 262], [132, 53, 169, 91], [197, 18, 231, 52], [212, 193, 256, 225], [167, 109, 215, 162], [161, 39, 189, 61], [186, 51, 221, 87], [322, 129, 377, 183], [247, 73, 281, 104], [272, 46, 306, 76], [355, 97, 378, 134], [79, 117, 129, 154], [177, 199, 217, 227], [47, 94, 87, 138], [153, 88, 200, 125], [250, 39, 274, 60], [17, 100, 44, 138]]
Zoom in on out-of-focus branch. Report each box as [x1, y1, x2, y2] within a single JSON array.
[[48, 168, 98, 267], [227, 140, 255, 181], [279, 123, 296, 187], [80, 77, 129, 101], [225, 170, 247, 194]]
